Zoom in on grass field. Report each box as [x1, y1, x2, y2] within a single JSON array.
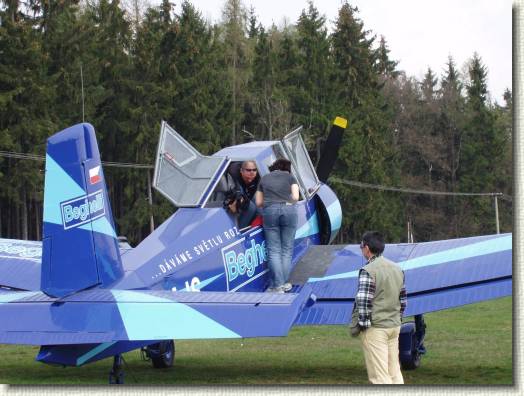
[[0, 296, 512, 385]]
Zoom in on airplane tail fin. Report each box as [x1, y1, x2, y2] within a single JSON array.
[[41, 123, 124, 298]]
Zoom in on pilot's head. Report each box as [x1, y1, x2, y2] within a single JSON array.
[[240, 160, 258, 184]]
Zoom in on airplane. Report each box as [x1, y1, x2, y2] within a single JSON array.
[[0, 118, 512, 383]]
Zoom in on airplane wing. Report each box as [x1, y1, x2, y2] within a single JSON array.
[[0, 238, 42, 290], [292, 233, 512, 325], [0, 286, 313, 346], [0, 238, 134, 291]]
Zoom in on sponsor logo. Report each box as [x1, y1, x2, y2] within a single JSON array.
[[60, 190, 105, 230], [0, 242, 42, 260], [222, 237, 268, 291], [89, 166, 101, 185]]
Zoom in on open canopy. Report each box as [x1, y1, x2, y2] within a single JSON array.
[[153, 121, 230, 207]]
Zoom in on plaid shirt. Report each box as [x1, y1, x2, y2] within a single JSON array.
[[356, 255, 407, 328]]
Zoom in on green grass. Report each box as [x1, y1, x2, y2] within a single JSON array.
[[0, 297, 512, 385]]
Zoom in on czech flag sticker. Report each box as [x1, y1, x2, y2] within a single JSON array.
[[89, 166, 101, 185]]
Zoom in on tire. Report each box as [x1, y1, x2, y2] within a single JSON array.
[[401, 334, 421, 370], [151, 340, 175, 369]]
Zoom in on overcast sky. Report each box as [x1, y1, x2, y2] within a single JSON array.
[[152, 0, 512, 104]]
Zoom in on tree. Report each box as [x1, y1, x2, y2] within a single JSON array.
[[249, 25, 289, 139], [459, 53, 505, 234], [0, 5, 55, 239], [492, 88, 512, 231], [375, 35, 399, 78], [438, 56, 466, 235], [221, 0, 249, 145], [169, 0, 226, 154], [330, 1, 403, 242], [293, 0, 331, 131]]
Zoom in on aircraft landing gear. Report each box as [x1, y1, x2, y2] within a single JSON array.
[[109, 354, 125, 384], [399, 314, 426, 370], [142, 340, 175, 369]]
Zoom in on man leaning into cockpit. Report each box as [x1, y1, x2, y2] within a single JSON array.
[[226, 160, 260, 229]]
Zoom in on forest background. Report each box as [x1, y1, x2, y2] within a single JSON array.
[[0, 0, 513, 245]]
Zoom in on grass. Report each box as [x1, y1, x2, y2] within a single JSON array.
[[0, 296, 512, 385]]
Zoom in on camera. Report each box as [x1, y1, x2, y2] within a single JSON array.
[[223, 189, 247, 210]]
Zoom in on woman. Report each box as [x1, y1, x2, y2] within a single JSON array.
[[256, 159, 300, 293]]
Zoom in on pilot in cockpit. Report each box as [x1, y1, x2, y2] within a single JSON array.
[[224, 160, 261, 229]]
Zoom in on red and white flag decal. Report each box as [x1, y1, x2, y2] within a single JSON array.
[[89, 166, 101, 185]]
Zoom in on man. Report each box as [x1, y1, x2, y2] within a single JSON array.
[[350, 231, 407, 384], [228, 160, 259, 229]]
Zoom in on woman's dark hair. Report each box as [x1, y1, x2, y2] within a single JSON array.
[[269, 158, 292, 173], [361, 231, 385, 255]]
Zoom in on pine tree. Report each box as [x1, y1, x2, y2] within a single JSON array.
[[330, 1, 402, 242], [249, 26, 289, 139], [276, 25, 300, 129], [438, 56, 465, 236], [169, 0, 225, 154], [331, 1, 375, 109], [293, 0, 331, 131], [221, 0, 249, 145], [459, 53, 504, 234], [492, 89, 512, 231], [0, 5, 55, 239], [375, 35, 399, 78], [247, 5, 258, 39]]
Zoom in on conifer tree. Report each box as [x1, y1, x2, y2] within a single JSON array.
[[170, 0, 225, 154], [250, 26, 289, 139], [330, 1, 402, 242], [0, 6, 55, 239], [459, 53, 505, 234], [221, 0, 249, 145], [438, 56, 465, 235], [294, 0, 331, 131], [375, 35, 399, 78]]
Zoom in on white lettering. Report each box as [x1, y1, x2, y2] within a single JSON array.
[[157, 230, 236, 275], [190, 277, 201, 292]]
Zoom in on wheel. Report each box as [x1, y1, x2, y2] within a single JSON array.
[[400, 333, 421, 370], [150, 340, 175, 369]]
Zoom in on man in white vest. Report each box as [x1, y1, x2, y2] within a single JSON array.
[[350, 231, 407, 384]]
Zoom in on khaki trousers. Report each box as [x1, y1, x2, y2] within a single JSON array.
[[360, 326, 404, 384]]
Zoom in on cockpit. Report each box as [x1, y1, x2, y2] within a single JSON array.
[[152, 122, 321, 210]]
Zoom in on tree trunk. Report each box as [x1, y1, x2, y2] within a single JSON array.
[[22, 188, 28, 240]]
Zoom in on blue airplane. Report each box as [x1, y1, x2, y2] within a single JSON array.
[[0, 119, 512, 383]]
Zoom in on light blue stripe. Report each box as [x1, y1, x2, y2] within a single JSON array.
[[326, 200, 342, 232], [308, 234, 512, 283], [295, 212, 319, 239], [308, 269, 360, 283], [399, 234, 511, 271], [76, 342, 116, 366], [79, 216, 116, 238], [179, 273, 223, 291], [111, 290, 240, 340], [43, 154, 85, 224], [0, 291, 40, 303]]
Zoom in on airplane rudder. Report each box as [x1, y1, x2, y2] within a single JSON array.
[[41, 123, 123, 297], [80, 124, 124, 286]]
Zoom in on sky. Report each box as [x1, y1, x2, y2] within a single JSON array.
[[151, 0, 512, 104]]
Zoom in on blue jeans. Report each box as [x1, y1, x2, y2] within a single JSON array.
[[262, 203, 298, 288], [238, 200, 258, 229]]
